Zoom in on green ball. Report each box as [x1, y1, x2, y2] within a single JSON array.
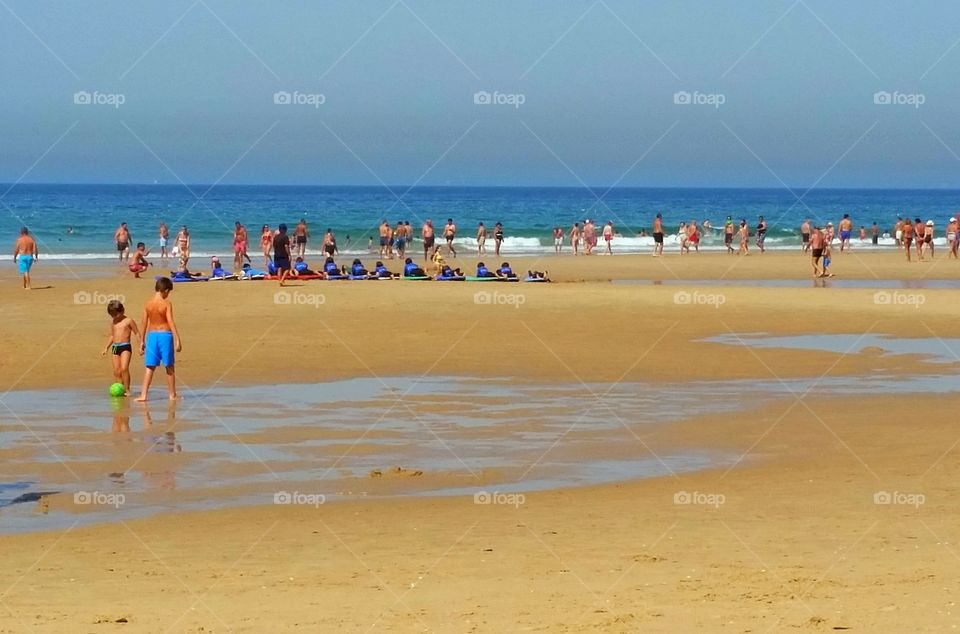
[[109, 383, 126, 397]]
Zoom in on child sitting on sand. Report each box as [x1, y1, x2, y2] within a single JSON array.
[[101, 300, 140, 396], [129, 242, 151, 278]]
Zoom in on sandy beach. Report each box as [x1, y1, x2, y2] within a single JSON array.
[[2, 251, 960, 632]]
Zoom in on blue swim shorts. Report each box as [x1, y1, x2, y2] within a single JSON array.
[[17, 255, 33, 274], [144, 331, 175, 367]]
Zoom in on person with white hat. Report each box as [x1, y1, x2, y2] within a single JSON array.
[[923, 220, 935, 259], [948, 217, 958, 259]]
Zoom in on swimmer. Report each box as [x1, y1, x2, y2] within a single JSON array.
[[923, 220, 935, 259], [901, 219, 914, 262], [809, 226, 824, 276], [838, 214, 852, 252], [602, 221, 614, 254], [738, 220, 749, 255], [102, 299, 140, 396], [421, 219, 435, 261], [652, 213, 664, 257], [570, 222, 581, 255], [260, 225, 273, 266], [233, 221, 249, 270], [115, 222, 132, 263], [948, 218, 959, 259], [159, 222, 169, 259], [914, 218, 925, 261], [756, 216, 767, 253], [800, 219, 811, 252], [294, 218, 309, 258], [724, 216, 735, 254], [553, 226, 563, 254], [136, 277, 181, 402], [443, 218, 457, 257], [477, 222, 488, 256]]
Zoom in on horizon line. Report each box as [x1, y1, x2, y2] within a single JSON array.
[[3, 182, 960, 192]]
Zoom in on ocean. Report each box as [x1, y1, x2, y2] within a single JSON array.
[[3, 184, 958, 260]]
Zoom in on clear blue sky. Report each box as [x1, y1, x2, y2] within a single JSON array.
[[2, 0, 959, 187]]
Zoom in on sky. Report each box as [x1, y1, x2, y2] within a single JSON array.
[[2, 0, 960, 188]]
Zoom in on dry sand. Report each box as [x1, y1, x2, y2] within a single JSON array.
[[2, 251, 960, 632]]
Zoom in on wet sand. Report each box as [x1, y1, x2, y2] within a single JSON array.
[[2, 251, 960, 632]]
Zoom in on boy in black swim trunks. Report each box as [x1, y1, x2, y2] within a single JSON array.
[[101, 299, 140, 396]]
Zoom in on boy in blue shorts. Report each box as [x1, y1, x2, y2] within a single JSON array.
[[136, 277, 182, 402]]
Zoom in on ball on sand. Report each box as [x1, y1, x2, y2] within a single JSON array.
[[109, 383, 126, 397]]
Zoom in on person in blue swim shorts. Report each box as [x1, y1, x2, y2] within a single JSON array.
[[136, 277, 182, 402], [13, 227, 38, 290]]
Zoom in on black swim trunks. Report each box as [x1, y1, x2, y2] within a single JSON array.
[[324, 244, 336, 256], [724, 233, 733, 245], [295, 235, 306, 245], [801, 233, 810, 243], [424, 236, 435, 249], [274, 256, 291, 271], [112, 342, 132, 356], [653, 232, 664, 244], [812, 248, 823, 259], [117, 241, 129, 252]]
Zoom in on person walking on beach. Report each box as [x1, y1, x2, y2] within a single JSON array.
[[724, 216, 735, 254], [652, 213, 664, 257], [839, 214, 853, 252], [948, 217, 958, 259], [443, 218, 457, 258], [394, 221, 407, 258], [322, 228, 338, 257], [553, 226, 563, 254], [477, 222, 487, 255], [494, 222, 504, 256], [136, 277, 181, 402], [273, 224, 292, 286], [901, 219, 914, 262], [895, 218, 904, 248], [421, 220, 435, 261], [294, 218, 309, 258], [914, 218, 925, 261], [260, 225, 273, 265], [13, 227, 38, 290], [809, 226, 824, 276], [583, 220, 597, 255], [233, 222, 249, 270], [159, 222, 169, 260], [800, 219, 811, 252], [678, 222, 688, 254], [923, 220, 935, 259], [756, 216, 767, 253], [175, 226, 190, 266], [603, 221, 614, 254], [570, 222, 581, 255], [115, 223, 132, 263], [738, 219, 749, 255], [687, 220, 700, 253]]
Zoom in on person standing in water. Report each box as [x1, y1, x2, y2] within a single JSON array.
[[602, 221, 614, 254], [570, 222, 581, 255], [838, 214, 853, 252], [809, 226, 824, 276], [294, 218, 309, 258], [738, 219, 749, 255], [477, 222, 487, 256], [421, 219, 435, 261], [553, 226, 563, 254], [13, 227, 38, 290], [115, 222, 132, 263], [260, 225, 273, 266], [159, 222, 169, 260], [175, 226, 190, 267], [800, 219, 811, 252], [136, 277, 182, 402], [652, 213, 664, 257], [443, 218, 457, 258], [756, 216, 767, 253], [233, 221, 249, 270], [724, 216, 735, 254], [901, 218, 914, 262], [494, 222, 504, 256]]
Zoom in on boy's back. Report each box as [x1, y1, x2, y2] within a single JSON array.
[[144, 296, 172, 332]]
